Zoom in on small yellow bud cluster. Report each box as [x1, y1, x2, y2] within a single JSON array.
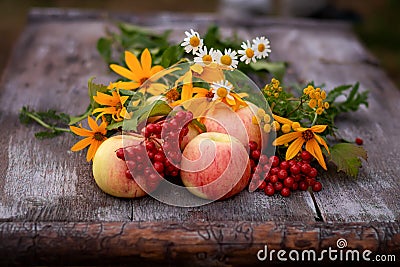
[[264, 78, 283, 98], [303, 85, 329, 115], [252, 108, 273, 133]]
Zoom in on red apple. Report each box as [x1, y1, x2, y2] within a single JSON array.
[[92, 135, 147, 198], [180, 132, 251, 200], [201, 102, 248, 146], [202, 101, 264, 148], [235, 102, 263, 148]]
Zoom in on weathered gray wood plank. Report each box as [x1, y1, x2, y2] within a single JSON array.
[[0, 12, 318, 222]]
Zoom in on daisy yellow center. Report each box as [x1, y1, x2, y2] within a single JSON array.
[[245, 48, 254, 58], [94, 132, 105, 141], [190, 36, 200, 47], [202, 54, 212, 63], [302, 130, 314, 141], [220, 55, 232, 66], [217, 87, 228, 98], [258, 43, 265, 52]]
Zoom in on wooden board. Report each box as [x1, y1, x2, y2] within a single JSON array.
[[0, 8, 399, 266]]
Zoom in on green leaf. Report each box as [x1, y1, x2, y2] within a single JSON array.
[[190, 119, 207, 133], [122, 100, 172, 131], [34, 130, 64, 140], [97, 37, 113, 63], [106, 121, 124, 130], [160, 45, 184, 68], [327, 143, 368, 177], [249, 61, 286, 81], [88, 77, 108, 110], [325, 84, 353, 103]]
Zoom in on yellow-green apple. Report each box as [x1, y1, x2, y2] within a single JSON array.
[[180, 132, 251, 200], [92, 135, 147, 198]]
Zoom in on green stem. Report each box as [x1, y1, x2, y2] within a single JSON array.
[[311, 111, 318, 126], [286, 98, 304, 117], [25, 112, 71, 133]]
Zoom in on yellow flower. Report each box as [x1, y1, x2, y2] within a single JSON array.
[[316, 107, 324, 115], [291, 121, 301, 130], [281, 124, 291, 133], [210, 80, 248, 111], [272, 125, 330, 170], [309, 99, 317, 109], [92, 91, 130, 121], [70, 117, 107, 162], [263, 123, 271, 133], [109, 49, 176, 95], [272, 121, 280, 131]]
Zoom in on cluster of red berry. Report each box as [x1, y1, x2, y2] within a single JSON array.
[[115, 110, 193, 191], [248, 141, 322, 197]]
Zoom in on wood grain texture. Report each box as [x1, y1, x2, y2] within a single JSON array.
[[0, 221, 398, 266], [0, 8, 399, 265]]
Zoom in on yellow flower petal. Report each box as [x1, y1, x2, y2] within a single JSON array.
[[150, 65, 165, 76], [146, 83, 168, 96], [192, 87, 209, 95], [86, 140, 103, 162], [93, 91, 119, 106], [110, 64, 136, 81], [124, 51, 142, 81], [310, 125, 328, 133], [87, 116, 99, 132], [305, 138, 327, 170], [314, 133, 330, 154], [286, 137, 305, 160], [190, 64, 204, 74], [224, 95, 236, 106], [71, 137, 92, 152], [141, 48, 152, 77], [272, 131, 302, 146], [69, 125, 92, 137], [109, 81, 140, 90], [273, 114, 294, 125]]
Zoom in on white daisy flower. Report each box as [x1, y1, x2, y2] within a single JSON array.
[[194, 46, 216, 66], [181, 29, 203, 54], [238, 40, 256, 64], [252, 36, 271, 59], [210, 80, 235, 102], [215, 48, 239, 69]]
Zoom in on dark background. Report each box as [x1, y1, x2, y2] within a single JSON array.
[[1, 0, 399, 87]]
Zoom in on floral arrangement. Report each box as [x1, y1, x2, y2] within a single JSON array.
[[20, 24, 368, 202]]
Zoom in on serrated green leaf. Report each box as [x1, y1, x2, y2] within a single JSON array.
[[325, 84, 352, 103], [88, 77, 108, 110], [34, 131, 63, 140], [249, 61, 286, 81], [106, 121, 124, 130], [327, 143, 368, 177]]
